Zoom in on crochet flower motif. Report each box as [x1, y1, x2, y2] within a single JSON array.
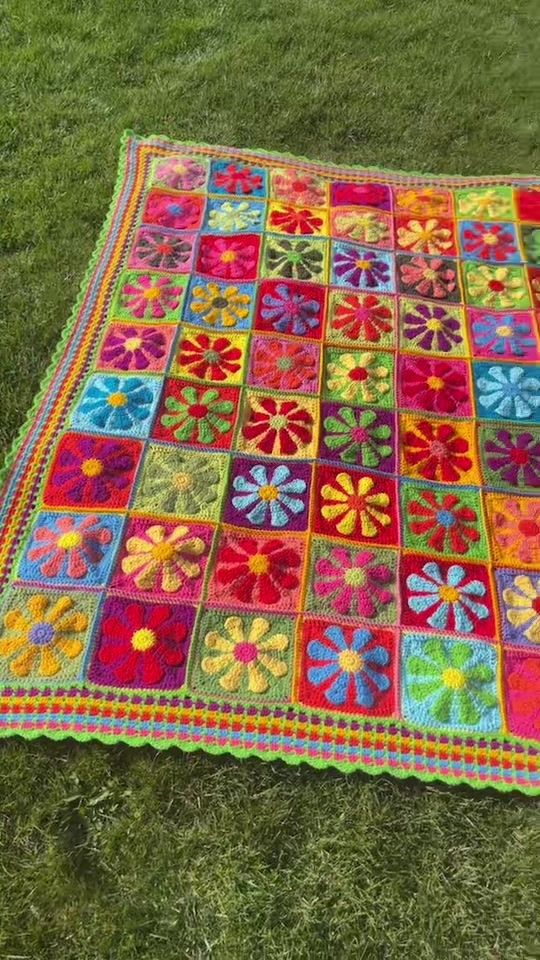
[[333, 246, 390, 289], [395, 188, 451, 218], [161, 385, 235, 445], [269, 205, 324, 235], [408, 491, 481, 556], [214, 537, 301, 606], [265, 238, 324, 280], [404, 420, 473, 483], [119, 275, 184, 320], [208, 200, 262, 232], [232, 464, 307, 528], [330, 294, 393, 344], [506, 657, 540, 735], [271, 169, 327, 207], [470, 313, 536, 358], [260, 283, 321, 336], [405, 637, 499, 726], [457, 189, 512, 219], [213, 163, 264, 195], [121, 524, 206, 593], [314, 548, 395, 618], [307, 625, 391, 709], [153, 156, 207, 191], [144, 192, 203, 230], [201, 616, 289, 693], [100, 326, 168, 371], [198, 236, 259, 280], [47, 436, 138, 506], [476, 366, 539, 420], [323, 407, 392, 468], [491, 499, 540, 566], [407, 562, 489, 633], [524, 228, 540, 264], [401, 303, 463, 353], [27, 516, 113, 580], [77, 376, 155, 433], [326, 352, 391, 404], [466, 265, 528, 309], [397, 218, 453, 254], [250, 339, 319, 392], [96, 603, 189, 687], [131, 231, 193, 271], [399, 257, 457, 299], [242, 396, 314, 456], [461, 222, 518, 262], [321, 473, 391, 538], [137, 451, 222, 518], [502, 575, 540, 645], [401, 358, 469, 414], [176, 333, 243, 382], [332, 210, 390, 245], [0, 594, 87, 678], [189, 282, 251, 328], [484, 429, 540, 488]]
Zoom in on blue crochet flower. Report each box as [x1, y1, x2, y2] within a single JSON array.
[[307, 625, 390, 708], [407, 562, 489, 634], [475, 364, 540, 421], [232, 464, 306, 527], [261, 283, 321, 335], [74, 375, 159, 436], [471, 313, 536, 357]]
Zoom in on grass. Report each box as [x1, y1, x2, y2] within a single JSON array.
[[0, 0, 539, 956]]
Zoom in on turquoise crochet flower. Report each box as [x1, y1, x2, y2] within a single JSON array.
[[74, 375, 158, 435]]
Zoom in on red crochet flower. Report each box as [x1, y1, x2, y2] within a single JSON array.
[[507, 656, 540, 737], [242, 396, 314, 455], [214, 536, 302, 606], [196, 235, 260, 280], [331, 294, 393, 343], [269, 205, 324, 235], [94, 602, 189, 687], [461, 223, 517, 262], [250, 338, 319, 391], [408, 490, 481, 554], [176, 333, 243, 382], [404, 420, 473, 483], [400, 357, 470, 414], [43, 433, 141, 509], [142, 190, 204, 230], [213, 163, 264, 195]]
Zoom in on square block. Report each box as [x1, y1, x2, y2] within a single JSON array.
[[128, 226, 197, 273], [473, 361, 540, 424], [153, 378, 240, 450], [331, 181, 391, 210], [109, 271, 188, 324], [463, 262, 531, 310], [188, 608, 295, 703], [132, 444, 230, 522], [484, 493, 539, 568], [223, 457, 312, 532], [203, 197, 266, 233], [306, 539, 398, 623], [205, 529, 306, 612], [331, 242, 394, 292], [195, 233, 261, 281], [182, 275, 256, 332], [150, 154, 209, 193], [266, 201, 329, 236], [326, 291, 396, 348], [516, 188, 540, 224], [330, 207, 392, 248], [468, 309, 540, 360], [398, 355, 473, 416], [141, 189, 206, 231], [396, 254, 462, 303], [237, 391, 319, 460], [87, 596, 197, 691], [478, 423, 540, 492], [313, 464, 398, 546], [111, 517, 215, 601], [171, 329, 248, 385], [261, 235, 328, 283], [209, 160, 268, 197], [400, 481, 489, 561], [401, 632, 501, 732], [319, 402, 396, 472], [393, 186, 453, 219], [399, 297, 468, 356], [297, 620, 398, 717], [458, 221, 520, 264], [395, 215, 457, 256], [0, 587, 98, 688], [495, 568, 540, 649], [43, 432, 143, 511], [254, 278, 327, 339], [323, 347, 394, 408], [96, 322, 176, 374], [248, 337, 321, 394], [503, 649, 540, 740], [528, 267, 540, 307], [18, 511, 125, 588], [400, 555, 497, 639], [270, 167, 328, 207], [455, 187, 515, 221], [400, 415, 481, 485], [71, 374, 162, 439], [521, 225, 540, 266]]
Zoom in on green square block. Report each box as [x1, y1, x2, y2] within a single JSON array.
[[132, 444, 231, 522], [0, 587, 99, 689], [187, 608, 296, 704], [463, 262, 531, 310], [455, 186, 515, 221], [323, 347, 394, 408], [306, 538, 398, 624], [400, 481, 490, 561], [261, 235, 329, 283], [109, 270, 188, 323]]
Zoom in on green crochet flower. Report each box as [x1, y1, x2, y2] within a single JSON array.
[[134, 446, 228, 520], [322, 407, 393, 467], [161, 385, 235, 444]]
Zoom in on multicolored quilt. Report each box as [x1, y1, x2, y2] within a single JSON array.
[[1, 133, 539, 794]]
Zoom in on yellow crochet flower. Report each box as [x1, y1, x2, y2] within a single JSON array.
[[321, 472, 391, 537], [0, 594, 87, 678], [466, 265, 527, 309], [395, 188, 450, 217], [457, 189, 512, 219], [326, 351, 391, 404], [503, 575, 540, 645], [397, 218, 453, 254], [190, 282, 251, 327], [201, 616, 289, 693], [333, 210, 389, 245], [121, 523, 206, 593]]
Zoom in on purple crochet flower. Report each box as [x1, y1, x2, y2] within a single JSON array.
[[485, 429, 540, 488], [402, 303, 463, 353], [261, 283, 321, 335], [333, 247, 390, 288]]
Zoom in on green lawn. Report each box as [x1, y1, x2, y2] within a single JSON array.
[[1, 1, 539, 956]]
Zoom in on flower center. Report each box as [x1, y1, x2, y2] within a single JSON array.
[[203, 349, 221, 364], [234, 641, 259, 663], [81, 457, 104, 477], [188, 403, 209, 419], [259, 484, 279, 501], [436, 509, 456, 528], [248, 554, 270, 575], [212, 296, 229, 309], [426, 318, 443, 331], [277, 357, 294, 371], [533, 598, 540, 615], [483, 232, 499, 246], [495, 324, 513, 338], [108, 392, 128, 407], [355, 259, 371, 270], [131, 628, 157, 652], [152, 542, 176, 562], [338, 649, 364, 673], [488, 279, 505, 293], [174, 471, 193, 492], [427, 375, 445, 390], [286, 251, 303, 264], [344, 568, 367, 587], [220, 250, 238, 263], [349, 366, 369, 381], [430, 440, 447, 458], [168, 203, 185, 216], [518, 518, 539, 537], [442, 667, 466, 690], [143, 286, 161, 300], [29, 622, 55, 647], [510, 448, 529, 465], [57, 531, 83, 550], [124, 336, 143, 350], [291, 179, 307, 193], [156, 242, 174, 255], [270, 414, 289, 429], [439, 585, 460, 603]]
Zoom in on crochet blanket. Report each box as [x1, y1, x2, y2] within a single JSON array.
[[0, 133, 539, 794]]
